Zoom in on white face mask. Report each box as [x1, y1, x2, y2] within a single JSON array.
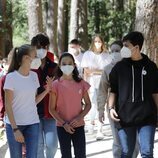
[[60, 65, 74, 76], [120, 46, 132, 58], [95, 42, 102, 50], [110, 52, 122, 64], [36, 48, 47, 59], [69, 48, 80, 56], [31, 58, 41, 69]]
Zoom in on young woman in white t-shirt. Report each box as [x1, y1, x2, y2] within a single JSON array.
[[4, 44, 52, 158], [81, 35, 110, 140]]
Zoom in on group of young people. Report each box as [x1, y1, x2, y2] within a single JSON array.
[[0, 31, 158, 158]]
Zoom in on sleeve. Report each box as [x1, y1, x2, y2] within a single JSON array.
[[3, 74, 14, 91], [82, 80, 90, 95], [97, 69, 110, 113], [33, 72, 40, 89], [81, 51, 89, 68], [51, 80, 58, 94], [152, 64, 158, 93], [0, 76, 5, 119], [109, 65, 118, 93]]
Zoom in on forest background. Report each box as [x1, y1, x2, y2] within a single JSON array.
[[0, 0, 158, 63]]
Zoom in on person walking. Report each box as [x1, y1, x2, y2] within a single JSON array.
[[68, 39, 84, 76], [97, 40, 139, 158], [109, 31, 158, 157], [4, 44, 52, 158], [49, 53, 91, 158], [31, 33, 58, 158], [81, 34, 110, 140]]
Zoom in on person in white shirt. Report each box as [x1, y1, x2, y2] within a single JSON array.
[[81, 34, 110, 140], [68, 39, 84, 76], [4, 44, 52, 158]]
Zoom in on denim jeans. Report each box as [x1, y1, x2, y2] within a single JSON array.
[[108, 115, 139, 158], [37, 118, 58, 158], [6, 123, 39, 158], [57, 126, 86, 158], [118, 125, 156, 158]]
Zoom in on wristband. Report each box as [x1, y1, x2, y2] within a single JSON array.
[[12, 127, 19, 133], [108, 107, 114, 113], [62, 121, 67, 126]]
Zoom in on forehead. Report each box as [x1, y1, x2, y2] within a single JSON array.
[[60, 56, 74, 63], [69, 43, 78, 48], [123, 40, 133, 47], [94, 37, 102, 42]]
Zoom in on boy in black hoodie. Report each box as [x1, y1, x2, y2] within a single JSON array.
[[109, 31, 158, 158]]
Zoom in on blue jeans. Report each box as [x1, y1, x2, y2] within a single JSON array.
[[108, 116, 139, 158], [118, 125, 156, 158], [6, 123, 39, 158], [57, 126, 86, 158], [37, 118, 58, 158]]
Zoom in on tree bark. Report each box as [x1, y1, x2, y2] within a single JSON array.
[[0, 0, 13, 57], [27, 0, 43, 40], [78, 0, 88, 50], [57, 0, 66, 55], [46, 0, 58, 56], [69, 0, 79, 41], [135, 0, 158, 64]]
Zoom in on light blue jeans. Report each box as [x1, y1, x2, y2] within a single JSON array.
[[6, 123, 39, 158], [37, 118, 58, 158], [118, 125, 156, 158], [108, 115, 139, 158]]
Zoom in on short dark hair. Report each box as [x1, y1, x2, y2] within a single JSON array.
[[123, 31, 144, 50], [110, 40, 123, 48], [70, 39, 80, 45], [31, 33, 50, 48]]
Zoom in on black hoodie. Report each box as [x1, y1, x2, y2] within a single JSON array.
[[109, 54, 158, 128]]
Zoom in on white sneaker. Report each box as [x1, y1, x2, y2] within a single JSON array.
[[96, 132, 104, 140], [88, 124, 94, 134]]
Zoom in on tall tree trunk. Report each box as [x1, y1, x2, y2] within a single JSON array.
[[94, 1, 100, 33], [115, 0, 124, 11], [78, 0, 88, 50], [57, 0, 66, 55], [69, 0, 79, 41], [46, 0, 58, 56], [27, 0, 43, 40], [64, 1, 69, 52], [135, 0, 158, 64], [0, 0, 13, 57]]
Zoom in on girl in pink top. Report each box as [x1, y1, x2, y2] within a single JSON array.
[[49, 53, 91, 158]]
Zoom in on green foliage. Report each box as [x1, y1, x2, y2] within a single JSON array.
[[12, 0, 29, 46], [88, 0, 136, 45]]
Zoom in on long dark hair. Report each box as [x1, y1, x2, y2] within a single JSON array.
[[57, 53, 82, 82], [8, 44, 34, 73]]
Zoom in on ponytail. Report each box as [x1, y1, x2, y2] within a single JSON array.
[[7, 47, 20, 73], [7, 44, 34, 74]]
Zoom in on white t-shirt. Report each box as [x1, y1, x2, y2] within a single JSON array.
[[74, 53, 84, 76], [4, 71, 40, 125], [81, 50, 110, 89]]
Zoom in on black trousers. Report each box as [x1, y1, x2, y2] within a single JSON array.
[[57, 126, 86, 158]]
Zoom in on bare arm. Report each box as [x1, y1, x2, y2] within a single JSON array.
[[49, 92, 75, 134], [152, 93, 158, 109], [36, 76, 53, 104], [70, 91, 91, 127], [108, 92, 120, 122], [84, 67, 103, 76], [5, 89, 24, 143]]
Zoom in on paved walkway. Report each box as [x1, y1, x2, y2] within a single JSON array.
[[1, 122, 158, 158]]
